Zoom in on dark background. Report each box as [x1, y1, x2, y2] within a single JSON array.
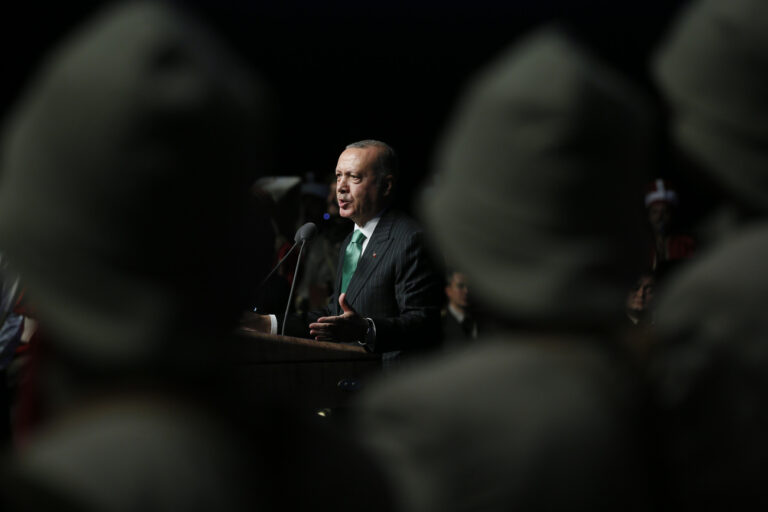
[[1, 0, 692, 212]]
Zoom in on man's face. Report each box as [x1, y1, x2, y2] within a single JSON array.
[[626, 275, 654, 314], [648, 202, 671, 234], [445, 272, 470, 310], [336, 147, 391, 227]]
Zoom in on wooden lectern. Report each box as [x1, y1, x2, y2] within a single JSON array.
[[234, 328, 381, 409]]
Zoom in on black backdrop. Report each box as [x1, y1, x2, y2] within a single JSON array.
[[1, 0, 691, 213]]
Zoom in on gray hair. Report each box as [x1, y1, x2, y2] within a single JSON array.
[[346, 139, 399, 186]]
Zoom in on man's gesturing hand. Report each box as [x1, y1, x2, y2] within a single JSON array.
[[309, 293, 368, 342]]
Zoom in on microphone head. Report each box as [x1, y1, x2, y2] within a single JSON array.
[[294, 222, 318, 242]]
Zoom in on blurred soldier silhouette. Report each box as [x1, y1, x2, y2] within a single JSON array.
[[649, 0, 768, 508], [353, 28, 658, 512], [650, 223, 768, 509], [0, 3, 391, 511], [654, 0, 768, 247]]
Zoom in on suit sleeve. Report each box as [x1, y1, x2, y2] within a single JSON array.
[[368, 230, 442, 353]]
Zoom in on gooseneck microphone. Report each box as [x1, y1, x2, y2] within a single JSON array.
[[258, 222, 317, 288], [280, 222, 317, 335], [294, 222, 318, 243], [250, 222, 317, 336]]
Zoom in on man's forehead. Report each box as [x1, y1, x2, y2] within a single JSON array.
[[336, 147, 378, 171]]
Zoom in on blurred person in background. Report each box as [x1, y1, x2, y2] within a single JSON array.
[[645, 179, 695, 269], [0, 3, 392, 511], [353, 27, 659, 512], [654, 0, 768, 248], [626, 270, 655, 328], [441, 269, 478, 347], [649, 224, 768, 509], [648, 0, 768, 507]]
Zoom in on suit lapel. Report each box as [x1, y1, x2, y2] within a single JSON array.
[[344, 236, 393, 305]]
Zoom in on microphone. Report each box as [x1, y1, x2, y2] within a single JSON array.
[[280, 228, 313, 335], [258, 222, 317, 288], [294, 222, 318, 243]]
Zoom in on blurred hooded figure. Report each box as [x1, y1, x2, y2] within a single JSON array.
[[0, 3, 391, 511], [649, 0, 768, 507], [649, 223, 768, 509], [0, 0, 272, 402], [353, 28, 657, 512], [654, 0, 768, 245]]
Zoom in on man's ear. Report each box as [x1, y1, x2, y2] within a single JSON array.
[[382, 175, 394, 197]]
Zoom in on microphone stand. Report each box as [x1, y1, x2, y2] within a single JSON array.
[[281, 239, 307, 336], [258, 241, 301, 289]]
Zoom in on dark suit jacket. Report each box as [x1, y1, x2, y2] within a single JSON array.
[[441, 310, 476, 349], [295, 209, 442, 354]]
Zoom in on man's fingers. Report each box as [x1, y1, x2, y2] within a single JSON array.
[[315, 315, 351, 325], [310, 321, 337, 340], [309, 321, 335, 330], [309, 324, 336, 342]]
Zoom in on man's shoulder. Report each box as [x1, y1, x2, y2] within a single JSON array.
[[381, 208, 425, 237], [441, 308, 461, 328]]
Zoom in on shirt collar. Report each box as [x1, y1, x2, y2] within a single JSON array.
[[355, 209, 384, 240], [447, 303, 466, 323]]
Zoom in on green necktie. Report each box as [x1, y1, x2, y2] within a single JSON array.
[[340, 230, 367, 293]]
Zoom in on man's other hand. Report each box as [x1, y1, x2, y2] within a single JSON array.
[[309, 293, 367, 342]]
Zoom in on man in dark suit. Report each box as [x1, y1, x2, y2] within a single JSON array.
[[308, 140, 442, 354], [256, 140, 442, 355]]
